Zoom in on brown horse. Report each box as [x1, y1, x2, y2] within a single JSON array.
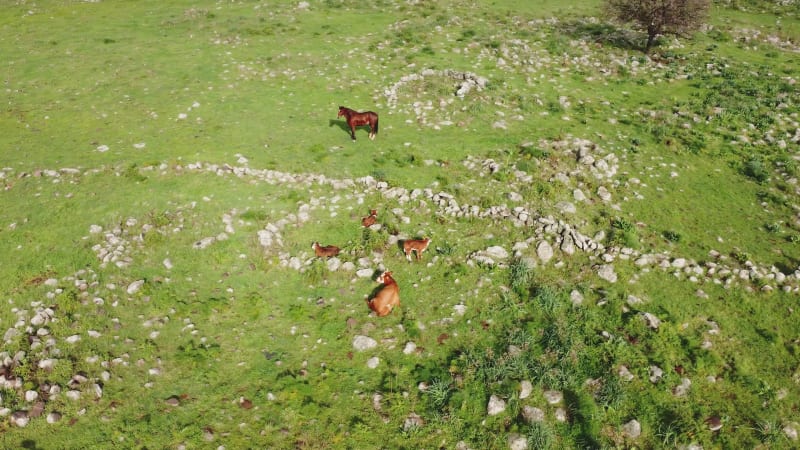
[[338, 106, 379, 141]]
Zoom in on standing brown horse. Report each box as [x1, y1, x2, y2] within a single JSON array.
[[338, 106, 379, 141]]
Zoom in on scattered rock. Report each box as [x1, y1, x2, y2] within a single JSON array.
[[596, 264, 617, 283], [622, 419, 641, 439], [403, 413, 424, 431], [521, 405, 544, 423], [352, 335, 377, 351], [649, 365, 663, 383], [519, 380, 533, 399], [536, 241, 554, 264], [783, 422, 798, 441], [10, 411, 29, 427], [642, 312, 661, 329], [126, 280, 145, 295], [487, 395, 506, 415], [543, 390, 563, 404], [508, 433, 528, 450], [366, 357, 380, 369]]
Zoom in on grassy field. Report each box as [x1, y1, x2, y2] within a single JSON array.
[[2, 0, 800, 448]]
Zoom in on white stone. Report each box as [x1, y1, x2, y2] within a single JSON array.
[[366, 357, 380, 369], [403, 341, 417, 355]]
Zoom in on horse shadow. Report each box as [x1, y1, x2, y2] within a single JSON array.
[[328, 119, 351, 136]]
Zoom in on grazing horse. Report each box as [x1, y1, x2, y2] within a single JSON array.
[[361, 209, 378, 228], [312, 241, 340, 258], [368, 270, 400, 317], [403, 237, 431, 261], [338, 106, 379, 141]]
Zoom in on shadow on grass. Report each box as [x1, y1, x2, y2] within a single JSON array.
[[328, 118, 349, 134], [556, 19, 647, 53], [563, 390, 602, 448]]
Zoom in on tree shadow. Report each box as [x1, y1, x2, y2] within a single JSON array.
[[556, 19, 647, 53]]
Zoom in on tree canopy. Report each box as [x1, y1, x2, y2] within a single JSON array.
[[604, 0, 711, 53]]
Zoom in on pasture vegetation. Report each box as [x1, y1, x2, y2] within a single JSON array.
[[1, 0, 799, 448]]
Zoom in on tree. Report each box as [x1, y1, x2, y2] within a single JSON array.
[[603, 0, 711, 53]]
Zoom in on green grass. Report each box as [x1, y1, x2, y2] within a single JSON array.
[[2, 0, 800, 448]]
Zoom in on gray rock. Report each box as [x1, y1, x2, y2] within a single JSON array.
[[352, 335, 377, 351], [126, 280, 145, 295], [403, 413, 424, 431], [519, 380, 533, 399], [570, 290, 584, 306], [556, 201, 576, 214], [622, 419, 641, 439], [642, 312, 660, 329], [326, 257, 341, 272], [649, 365, 663, 383], [10, 411, 29, 427], [484, 246, 509, 260], [508, 433, 528, 450], [543, 390, 563, 404], [356, 268, 374, 278], [366, 357, 380, 369], [783, 423, 798, 441], [596, 264, 617, 283], [521, 405, 544, 423], [536, 241, 554, 264], [487, 395, 506, 415]]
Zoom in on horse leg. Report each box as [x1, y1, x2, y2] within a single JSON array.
[[369, 124, 375, 141], [349, 124, 357, 141]]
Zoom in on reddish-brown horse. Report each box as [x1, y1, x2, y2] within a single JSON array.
[[338, 106, 379, 141]]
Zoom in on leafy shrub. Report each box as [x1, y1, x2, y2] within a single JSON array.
[[764, 222, 781, 233], [526, 422, 555, 449], [743, 157, 770, 183], [610, 218, 639, 248], [508, 257, 533, 296], [662, 230, 682, 242], [424, 378, 452, 412]]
